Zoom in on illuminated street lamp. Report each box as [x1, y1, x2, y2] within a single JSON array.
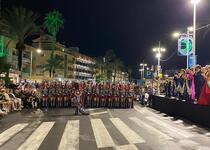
[[30, 48, 42, 77], [172, 32, 181, 38], [140, 63, 147, 79], [152, 42, 166, 77], [36, 48, 42, 54]]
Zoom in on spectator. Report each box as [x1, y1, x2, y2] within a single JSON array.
[[194, 65, 205, 100]]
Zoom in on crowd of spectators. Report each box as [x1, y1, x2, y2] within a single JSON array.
[[0, 80, 41, 117], [162, 65, 210, 105]]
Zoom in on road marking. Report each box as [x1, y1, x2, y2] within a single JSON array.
[[91, 119, 115, 148], [17, 122, 54, 150], [110, 118, 145, 144], [107, 109, 114, 118], [87, 108, 96, 111], [134, 105, 175, 120], [205, 133, 210, 136], [90, 111, 108, 116], [129, 117, 173, 140], [134, 105, 144, 114], [58, 120, 79, 150], [0, 123, 28, 146], [174, 120, 183, 124], [186, 125, 197, 129], [114, 144, 139, 150], [147, 116, 193, 138]]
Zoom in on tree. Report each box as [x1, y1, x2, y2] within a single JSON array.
[[0, 56, 11, 84], [0, 7, 41, 71], [94, 57, 107, 82], [44, 10, 64, 51], [127, 67, 132, 82], [43, 54, 64, 78], [112, 59, 124, 83], [104, 49, 116, 80]]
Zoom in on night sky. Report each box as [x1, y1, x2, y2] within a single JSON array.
[[3, 0, 210, 78]]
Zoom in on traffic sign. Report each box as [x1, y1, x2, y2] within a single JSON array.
[[144, 70, 153, 79], [178, 34, 193, 56]]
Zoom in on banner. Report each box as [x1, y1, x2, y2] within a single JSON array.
[[188, 54, 197, 68]]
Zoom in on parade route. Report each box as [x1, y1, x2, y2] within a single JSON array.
[[1, 105, 210, 150]]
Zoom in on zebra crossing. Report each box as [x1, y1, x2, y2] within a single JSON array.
[[0, 112, 208, 150], [0, 117, 165, 150]]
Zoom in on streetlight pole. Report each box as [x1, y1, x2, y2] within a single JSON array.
[[191, 0, 200, 70], [187, 30, 190, 69], [152, 42, 166, 95], [140, 63, 147, 80], [193, 2, 197, 70], [30, 49, 42, 77], [153, 41, 165, 77], [157, 41, 161, 76]]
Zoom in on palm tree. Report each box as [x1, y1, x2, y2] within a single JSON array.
[[43, 54, 64, 78], [104, 49, 116, 80], [0, 7, 41, 71], [127, 67, 132, 82], [112, 59, 124, 83], [44, 10, 64, 51]]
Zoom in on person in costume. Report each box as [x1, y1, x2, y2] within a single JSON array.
[[198, 70, 210, 105], [73, 83, 89, 115], [194, 65, 205, 100]]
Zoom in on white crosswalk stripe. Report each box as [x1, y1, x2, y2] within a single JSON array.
[[58, 120, 79, 150], [91, 119, 115, 148], [17, 122, 55, 150], [129, 117, 173, 140], [0, 117, 202, 150], [147, 116, 193, 138], [0, 123, 28, 146], [110, 118, 145, 144]]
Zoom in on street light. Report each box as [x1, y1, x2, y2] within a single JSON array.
[[140, 63, 147, 79], [191, 0, 200, 70], [152, 42, 166, 77], [187, 26, 194, 32], [191, 0, 200, 4], [172, 32, 181, 38], [36, 48, 42, 54], [30, 48, 42, 77]]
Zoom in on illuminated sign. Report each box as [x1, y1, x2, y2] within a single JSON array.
[[178, 34, 193, 56]]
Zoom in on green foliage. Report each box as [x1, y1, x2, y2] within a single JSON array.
[[96, 74, 107, 83], [44, 10, 64, 37], [0, 7, 41, 71], [43, 52, 64, 78], [0, 57, 10, 73], [95, 49, 125, 82], [0, 56, 12, 84]]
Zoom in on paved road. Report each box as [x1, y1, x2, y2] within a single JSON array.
[[0, 105, 210, 150]]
